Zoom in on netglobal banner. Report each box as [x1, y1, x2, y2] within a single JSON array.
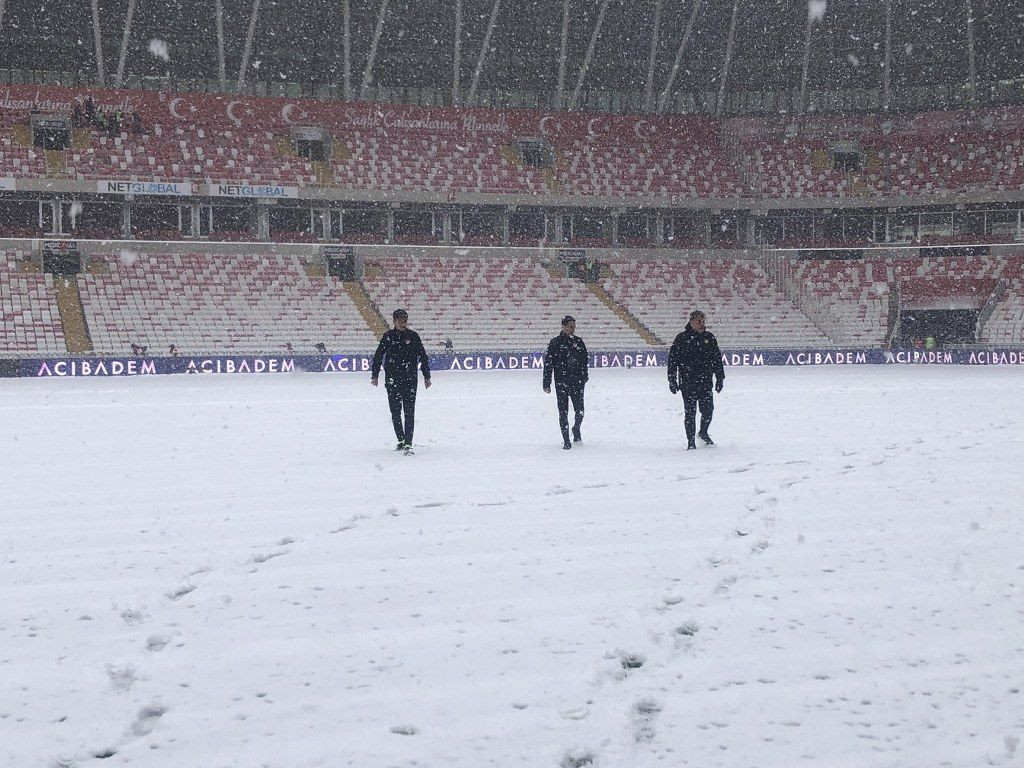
[[10, 348, 1024, 378]]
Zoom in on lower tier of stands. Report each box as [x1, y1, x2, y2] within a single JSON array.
[[3, 249, 1023, 357]]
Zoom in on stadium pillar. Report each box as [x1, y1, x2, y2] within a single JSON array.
[[91, 0, 106, 87], [121, 201, 131, 239], [642, 0, 663, 113], [501, 209, 510, 246], [654, 211, 665, 245], [882, 0, 893, 110], [467, 0, 502, 107], [360, 0, 391, 99], [453, 0, 463, 105], [714, 0, 740, 118], [238, 0, 262, 88], [216, 0, 227, 88], [569, 0, 611, 111], [114, 0, 137, 88], [256, 203, 270, 240], [385, 207, 395, 243], [610, 212, 619, 246], [554, 0, 571, 109], [656, 0, 704, 114], [965, 0, 977, 105], [1017, 208, 1022, 241], [0, 1, 5, 36]]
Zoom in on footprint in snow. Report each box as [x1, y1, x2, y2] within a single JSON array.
[[561, 749, 596, 768], [130, 704, 167, 737], [414, 501, 448, 509], [634, 698, 663, 743], [546, 486, 573, 496], [107, 664, 139, 692], [250, 550, 289, 565], [166, 584, 197, 601], [120, 608, 146, 626], [146, 635, 171, 652]]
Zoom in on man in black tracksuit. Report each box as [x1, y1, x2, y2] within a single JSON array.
[[371, 309, 431, 452], [543, 315, 589, 450], [667, 310, 724, 450]]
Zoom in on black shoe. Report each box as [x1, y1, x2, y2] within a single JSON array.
[[687, 440, 697, 451], [572, 426, 582, 442], [563, 440, 572, 450], [698, 431, 714, 446], [395, 441, 407, 451]]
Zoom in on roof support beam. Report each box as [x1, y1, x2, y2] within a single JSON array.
[[343, 0, 352, 99], [656, 0, 703, 114], [467, 0, 502, 106], [568, 0, 611, 111], [453, 0, 463, 105], [360, 0, 390, 99], [715, 0, 740, 118], [91, 0, 106, 87], [796, 7, 816, 114], [216, 0, 226, 88], [237, 0, 262, 88], [554, 0, 571, 109], [642, 0, 663, 112], [965, 0, 977, 105], [114, 0, 138, 88], [882, 0, 893, 110]]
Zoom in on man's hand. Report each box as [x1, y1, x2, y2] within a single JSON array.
[[425, 379, 432, 389], [715, 379, 724, 393], [371, 378, 378, 387], [544, 387, 551, 394], [669, 383, 678, 395]]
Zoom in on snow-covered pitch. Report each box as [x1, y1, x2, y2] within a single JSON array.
[[3, 366, 1023, 768]]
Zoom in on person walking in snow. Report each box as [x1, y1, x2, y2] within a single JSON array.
[[543, 315, 589, 450], [667, 310, 724, 450], [371, 309, 431, 454]]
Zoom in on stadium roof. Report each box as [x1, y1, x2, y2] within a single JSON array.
[[1, 0, 1022, 115]]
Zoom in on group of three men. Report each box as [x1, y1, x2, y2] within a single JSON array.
[[370, 308, 725, 454]]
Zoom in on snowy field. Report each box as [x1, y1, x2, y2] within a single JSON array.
[[2, 366, 1024, 768]]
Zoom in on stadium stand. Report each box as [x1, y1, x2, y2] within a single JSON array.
[[361, 255, 646, 351], [601, 258, 831, 348], [77, 252, 378, 354], [0, 250, 67, 355]]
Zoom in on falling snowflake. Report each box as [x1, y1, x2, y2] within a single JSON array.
[[808, 0, 827, 23], [148, 39, 170, 62], [119, 249, 139, 267]]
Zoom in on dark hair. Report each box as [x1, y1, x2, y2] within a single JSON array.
[[689, 310, 706, 321], [561, 315, 576, 325], [392, 308, 409, 320]]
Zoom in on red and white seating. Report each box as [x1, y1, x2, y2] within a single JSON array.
[[0, 251, 66, 355], [78, 252, 378, 354], [601, 259, 830, 347], [362, 256, 644, 351]]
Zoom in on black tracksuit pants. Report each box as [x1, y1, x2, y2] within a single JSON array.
[[555, 382, 585, 441], [682, 389, 714, 442], [385, 377, 417, 444]]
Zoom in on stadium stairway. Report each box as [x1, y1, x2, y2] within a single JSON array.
[[342, 281, 390, 338], [585, 282, 663, 345], [53, 277, 93, 354]]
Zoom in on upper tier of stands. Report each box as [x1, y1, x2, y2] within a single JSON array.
[[1, 87, 1022, 202]]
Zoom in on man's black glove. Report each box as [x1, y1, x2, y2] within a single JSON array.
[[715, 379, 724, 393], [669, 382, 678, 395]]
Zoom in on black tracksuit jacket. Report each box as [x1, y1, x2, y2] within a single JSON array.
[[667, 327, 725, 394], [543, 333, 589, 390], [371, 329, 431, 383]]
